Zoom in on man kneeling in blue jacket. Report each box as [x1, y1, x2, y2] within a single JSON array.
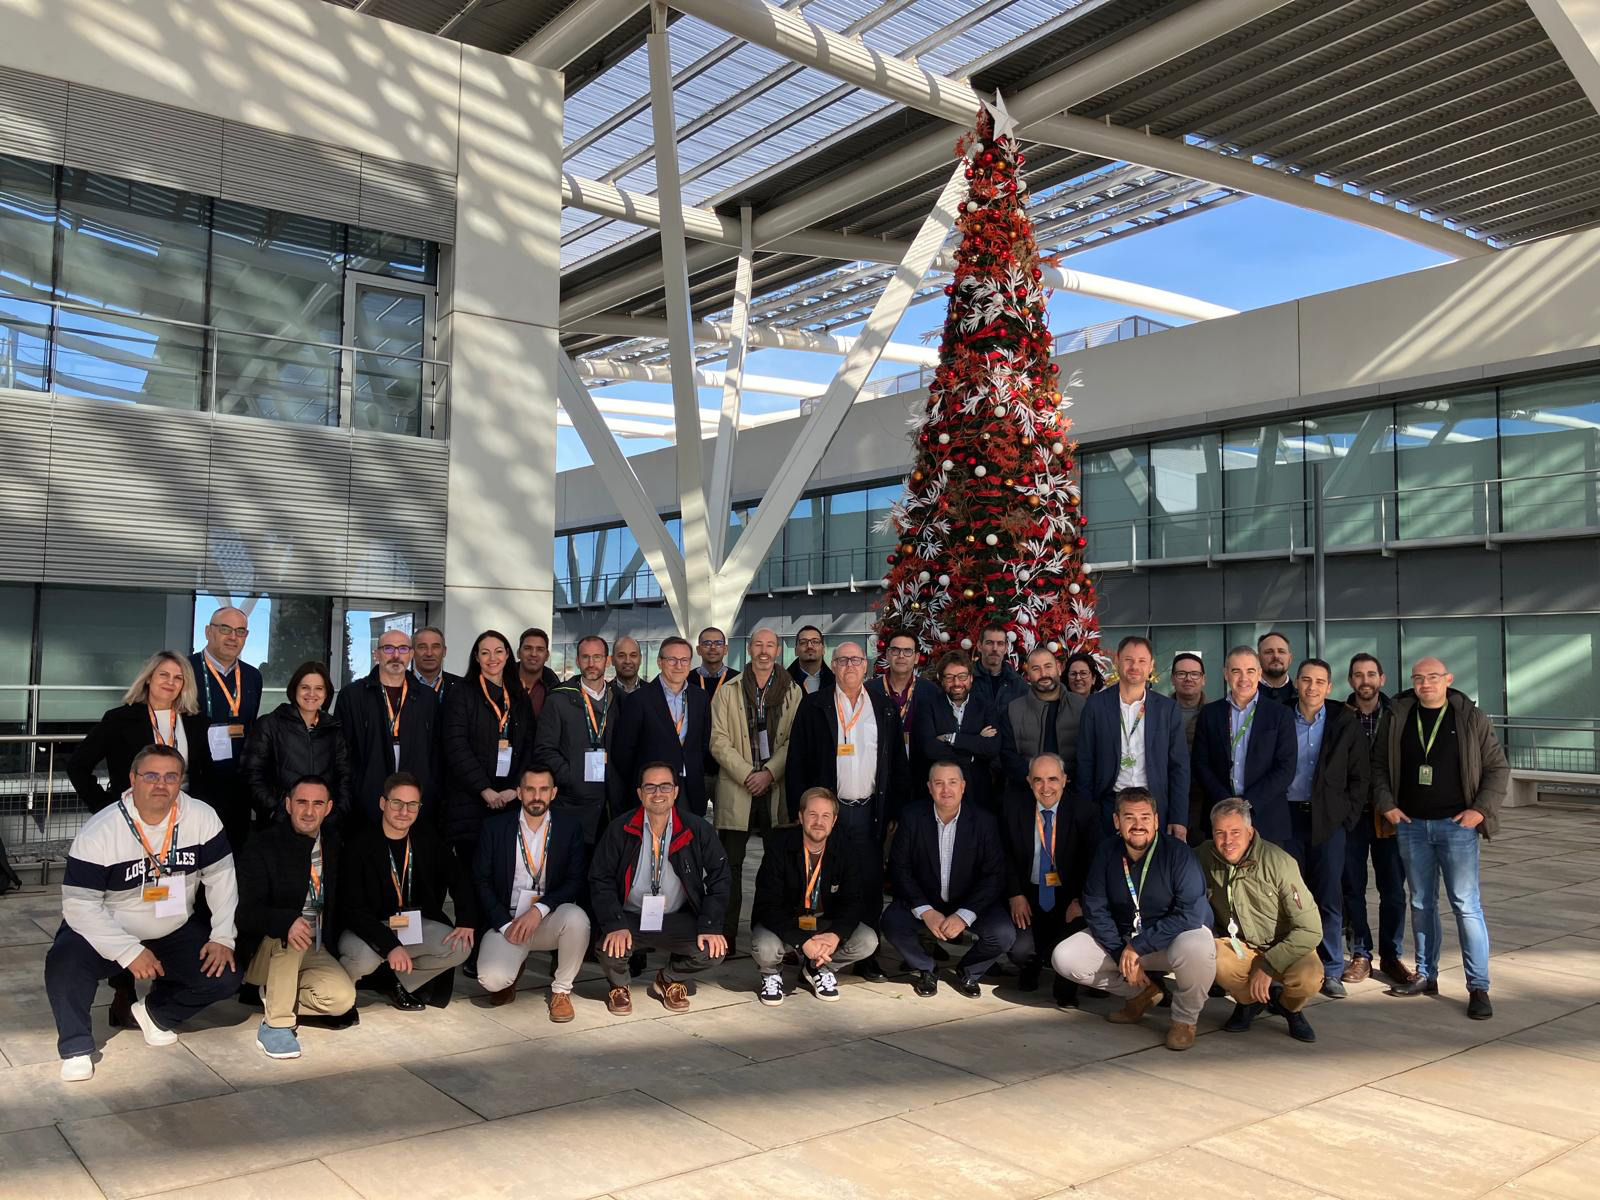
[[1054, 787, 1216, 1050]]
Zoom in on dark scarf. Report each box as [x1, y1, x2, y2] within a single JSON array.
[[740, 664, 793, 765]]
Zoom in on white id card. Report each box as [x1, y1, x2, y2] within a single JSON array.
[[396, 909, 424, 946], [513, 888, 534, 918], [640, 894, 666, 932], [392, 744, 401, 771], [757, 730, 770, 760], [152, 871, 188, 918], [584, 749, 607, 782], [495, 744, 513, 776], [207, 724, 234, 762]]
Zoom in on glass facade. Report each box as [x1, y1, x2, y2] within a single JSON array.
[[0, 151, 439, 431]]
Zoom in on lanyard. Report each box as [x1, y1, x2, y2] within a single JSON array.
[[480, 677, 510, 736], [1121, 836, 1157, 930], [388, 838, 412, 908], [802, 845, 825, 911], [119, 800, 179, 878], [1119, 700, 1145, 758], [1035, 808, 1057, 870], [695, 669, 724, 691], [836, 690, 866, 745], [663, 685, 686, 741], [886, 678, 914, 724], [581, 685, 609, 748], [1229, 700, 1257, 754], [417, 671, 443, 694], [648, 815, 672, 895], [1223, 863, 1246, 957], [1416, 705, 1448, 761], [384, 677, 409, 740], [147, 705, 179, 748], [518, 817, 551, 894], [204, 658, 243, 718]]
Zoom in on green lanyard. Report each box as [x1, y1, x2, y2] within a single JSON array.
[[1416, 705, 1447, 761], [1119, 701, 1146, 767], [1229, 701, 1257, 753], [1120, 835, 1157, 933]]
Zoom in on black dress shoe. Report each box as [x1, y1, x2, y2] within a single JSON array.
[[304, 1006, 360, 1030], [1223, 1002, 1264, 1033], [1468, 989, 1493, 1020], [854, 956, 887, 982], [418, 970, 455, 1008], [1386, 975, 1439, 997], [1053, 979, 1079, 1009], [913, 970, 939, 997], [387, 981, 426, 1011], [955, 973, 982, 998], [1284, 1009, 1317, 1043], [1018, 962, 1041, 992]]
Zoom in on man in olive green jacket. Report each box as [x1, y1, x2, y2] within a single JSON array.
[[1199, 797, 1323, 1044], [710, 627, 803, 948]]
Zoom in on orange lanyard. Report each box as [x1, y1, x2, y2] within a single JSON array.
[[518, 817, 550, 892], [122, 800, 178, 878], [581, 686, 608, 747], [835, 690, 865, 744], [802, 846, 825, 911], [1035, 808, 1057, 871], [147, 705, 179, 747], [204, 659, 243, 717], [383, 677, 409, 739], [388, 838, 411, 907], [480, 677, 510, 735]]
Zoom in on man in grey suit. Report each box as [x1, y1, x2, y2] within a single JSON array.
[[999, 647, 1087, 804]]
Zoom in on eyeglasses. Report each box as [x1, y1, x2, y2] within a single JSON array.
[[1411, 673, 1447, 684], [944, 672, 972, 684], [834, 656, 867, 668], [888, 646, 917, 656], [660, 656, 691, 667], [378, 645, 412, 656], [136, 771, 181, 785], [699, 638, 726, 648], [1172, 670, 1204, 680], [384, 799, 422, 812], [209, 623, 248, 638], [639, 783, 677, 796], [797, 638, 823, 649]]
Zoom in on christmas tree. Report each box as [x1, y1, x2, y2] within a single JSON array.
[[874, 97, 1104, 673]]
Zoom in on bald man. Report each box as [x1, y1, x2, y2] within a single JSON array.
[[1372, 658, 1507, 1020], [192, 605, 264, 849], [612, 637, 645, 695]]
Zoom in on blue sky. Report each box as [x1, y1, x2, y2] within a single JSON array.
[[556, 195, 1453, 471]]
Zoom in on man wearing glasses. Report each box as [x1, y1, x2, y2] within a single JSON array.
[[911, 650, 1002, 814], [609, 637, 714, 818], [191, 605, 263, 850], [47, 745, 240, 1082], [589, 763, 730, 1014], [1169, 652, 1210, 844], [339, 629, 443, 829], [867, 630, 937, 760], [788, 625, 834, 694], [694, 627, 740, 803], [1373, 658, 1507, 1020]]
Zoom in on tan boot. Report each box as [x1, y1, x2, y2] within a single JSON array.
[[547, 991, 575, 1023], [1107, 982, 1164, 1025], [1166, 1021, 1197, 1050]]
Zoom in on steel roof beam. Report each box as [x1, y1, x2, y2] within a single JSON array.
[[515, 0, 647, 71], [567, 314, 940, 364]]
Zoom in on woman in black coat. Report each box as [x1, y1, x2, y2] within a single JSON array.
[[68, 650, 213, 813], [441, 630, 535, 853], [241, 661, 354, 826]]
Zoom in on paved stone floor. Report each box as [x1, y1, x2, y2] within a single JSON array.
[[4, 803, 1600, 1199]]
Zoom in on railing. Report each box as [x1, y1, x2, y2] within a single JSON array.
[[0, 298, 451, 438], [1491, 717, 1600, 778]]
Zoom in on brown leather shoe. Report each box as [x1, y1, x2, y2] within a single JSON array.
[[1166, 1021, 1197, 1050], [547, 991, 575, 1023], [1344, 956, 1372, 984], [1380, 957, 1419, 986], [488, 985, 517, 1007], [649, 970, 691, 1012], [606, 986, 632, 1015], [1107, 982, 1164, 1025]]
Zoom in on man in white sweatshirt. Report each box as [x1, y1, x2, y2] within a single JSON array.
[[45, 744, 240, 1081]]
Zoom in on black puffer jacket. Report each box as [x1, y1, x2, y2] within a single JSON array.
[[241, 703, 354, 823]]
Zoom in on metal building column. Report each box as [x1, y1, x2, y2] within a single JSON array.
[[708, 206, 753, 568]]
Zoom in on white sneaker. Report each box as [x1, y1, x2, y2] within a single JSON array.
[[757, 974, 785, 1007], [129, 1000, 177, 1047], [804, 964, 841, 1002], [60, 1054, 94, 1082]]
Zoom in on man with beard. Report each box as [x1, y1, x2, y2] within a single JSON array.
[[535, 635, 620, 846], [999, 647, 1086, 806], [339, 629, 441, 828], [1257, 632, 1296, 706], [912, 651, 1001, 813], [1077, 637, 1189, 838]]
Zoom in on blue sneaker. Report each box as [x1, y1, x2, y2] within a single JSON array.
[[255, 1023, 302, 1059]]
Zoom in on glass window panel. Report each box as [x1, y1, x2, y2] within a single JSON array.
[[866, 484, 899, 556], [1323, 620, 1400, 697], [784, 499, 816, 587], [208, 202, 343, 426], [55, 169, 209, 411], [0, 584, 33, 727], [570, 531, 598, 604], [1499, 376, 1600, 534], [1149, 624, 1224, 701], [342, 605, 417, 687], [350, 281, 426, 435], [0, 155, 56, 392], [1399, 616, 1504, 716], [1303, 407, 1396, 547], [1083, 446, 1148, 564], [348, 226, 436, 284], [1394, 391, 1499, 539], [822, 490, 866, 583], [37, 587, 193, 724], [1505, 615, 1600, 773], [193, 592, 331, 694], [1150, 433, 1221, 559], [1223, 421, 1305, 553], [609, 526, 641, 604]]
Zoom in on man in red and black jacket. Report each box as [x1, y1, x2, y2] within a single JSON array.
[[588, 762, 730, 1017]]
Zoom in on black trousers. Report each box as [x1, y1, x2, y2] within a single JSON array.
[[834, 798, 885, 933]]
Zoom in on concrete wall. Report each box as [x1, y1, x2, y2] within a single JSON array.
[[557, 224, 1600, 529]]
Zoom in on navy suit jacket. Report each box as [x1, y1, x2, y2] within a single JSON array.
[[889, 800, 1005, 917], [1191, 694, 1297, 844], [471, 807, 587, 930], [608, 679, 713, 818], [910, 692, 1001, 810], [1076, 688, 1189, 832]]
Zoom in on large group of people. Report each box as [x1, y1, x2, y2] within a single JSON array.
[[47, 610, 1509, 1081]]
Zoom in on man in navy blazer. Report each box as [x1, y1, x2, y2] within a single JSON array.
[[1192, 646, 1297, 845], [471, 765, 591, 1018], [882, 761, 1015, 997], [911, 650, 1002, 812], [1076, 636, 1190, 838], [608, 637, 713, 818]]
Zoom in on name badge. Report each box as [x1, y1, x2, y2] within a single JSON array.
[[640, 894, 666, 932], [757, 730, 771, 760], [584, 749, 607, 783], [1044, 872, 1061, 887], [391, 909, 424, 945], [797, 914, 818, 931], [513, 888, 534, 918], [151, 871, 187, 918], [1418, 765, 1433, 786], [142, 884, 169, 904], [207, 724, 234, 762], [392, 744, 401, 771], [495, 744, 513, 776], [836, 744, 855, 757]]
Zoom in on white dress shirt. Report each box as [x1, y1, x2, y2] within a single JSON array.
[[912, 806, 977, 926], [834, 688, 878, 801], [504, 811, 553, 930], [1113, 693, 1149, 790]]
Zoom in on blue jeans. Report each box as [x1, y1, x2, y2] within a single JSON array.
[[1343, 815, 1407, 961], [1396, 817, 1491, 990]]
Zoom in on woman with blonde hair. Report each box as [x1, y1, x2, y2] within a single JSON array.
[[67, 650, 213, 814]]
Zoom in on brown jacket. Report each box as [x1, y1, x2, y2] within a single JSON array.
[[709, 668, 802, 832], [1372, 691, 1509, 839]]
